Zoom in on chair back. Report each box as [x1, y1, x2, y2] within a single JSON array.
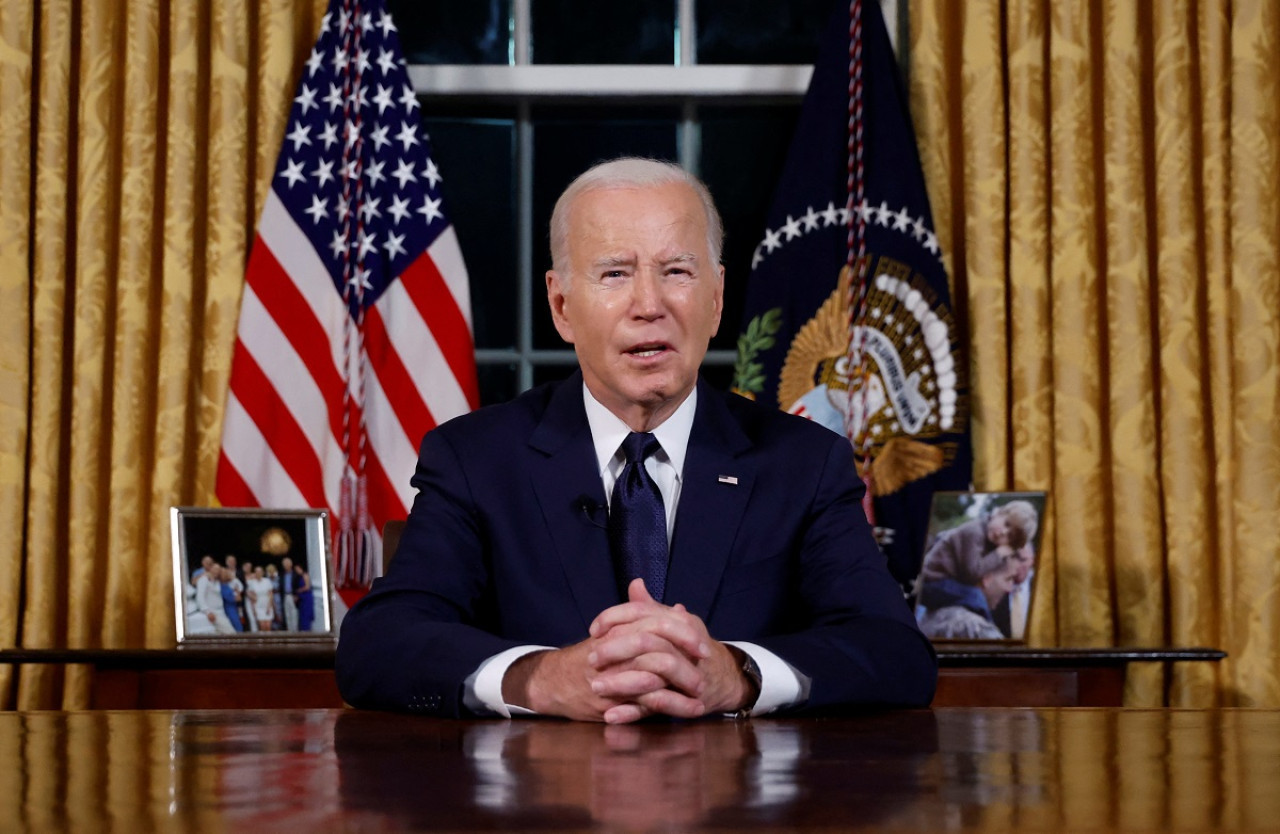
[[382, 520, 406, 572]]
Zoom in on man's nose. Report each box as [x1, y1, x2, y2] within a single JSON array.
[[630, 270, 664, 317]]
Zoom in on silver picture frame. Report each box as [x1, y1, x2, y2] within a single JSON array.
[[171, 506, 335, 645]]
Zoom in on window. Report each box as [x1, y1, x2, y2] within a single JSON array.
[[392, 0, 901, 405]]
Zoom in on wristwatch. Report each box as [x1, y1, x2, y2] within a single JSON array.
[[733, 649, 762, 718]]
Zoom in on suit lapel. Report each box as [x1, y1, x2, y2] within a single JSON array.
[[665, 382, 755, 621], [528, 372, 619, 629]]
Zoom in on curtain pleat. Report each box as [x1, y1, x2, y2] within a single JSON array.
[[1153, 0, 1224, 706], [1226, 0, 1280, 704], [21, 0, 76, 710], [0, 2, 35, 707], [151, 1, 207, 650], [1004, 0, 1059, 647]]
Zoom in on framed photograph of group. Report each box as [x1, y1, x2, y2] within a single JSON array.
[[170, 507, 335, 645], [911, 491, 1048, 642]]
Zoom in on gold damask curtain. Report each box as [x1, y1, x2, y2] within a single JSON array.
[[911, 1, 1280, 706], [0, 0, 325, 709]]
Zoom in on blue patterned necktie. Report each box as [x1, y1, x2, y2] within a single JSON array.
[[609, 432, 668, 602]]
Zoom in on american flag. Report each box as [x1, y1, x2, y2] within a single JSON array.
[[217, 0, 478, 598]]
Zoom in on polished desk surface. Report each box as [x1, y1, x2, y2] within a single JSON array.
[[1, 708, 1275, 832]]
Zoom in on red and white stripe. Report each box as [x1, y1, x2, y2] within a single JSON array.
[[217, 189, 478, 593]]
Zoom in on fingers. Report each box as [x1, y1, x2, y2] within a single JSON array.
[[601, 688, 707, 724], [588, 646, 705, 700], [602, 702, 650, 724], [567, 587, 728, 723], [627, 577, 654, 604], [589, 627, 706, 670], [589, 579, 660, 636], [589, 629, 711, 700], [585, 584, 716, 705], [616, 688, 708, 723], [589, 587, 712, 662], [591, 668, 668, 700]]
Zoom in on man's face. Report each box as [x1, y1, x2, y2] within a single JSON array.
[[1010, 546, 1035, 583], [547, 182, 724, 429], [981, 560, 1019, 608]]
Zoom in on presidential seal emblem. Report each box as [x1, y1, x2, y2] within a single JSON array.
[[779, 257, 966, 497]]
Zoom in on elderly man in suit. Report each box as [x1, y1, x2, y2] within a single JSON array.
[[336, 157, 936, 722]]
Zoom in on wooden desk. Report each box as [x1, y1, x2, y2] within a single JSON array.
[[0, 646, 1224, 709], [934, 646, 1226, 706], [0, 707, 1273, 832]]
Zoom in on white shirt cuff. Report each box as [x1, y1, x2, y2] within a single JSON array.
[[724, 641, 810, 716], [463, 645, 554, 718]]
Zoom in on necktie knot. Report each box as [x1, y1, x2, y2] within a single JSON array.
[[621, 432, 660, 466]]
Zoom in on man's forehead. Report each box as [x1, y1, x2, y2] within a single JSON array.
[[576, 185, 703, 224], [575, 212, 708, 256]]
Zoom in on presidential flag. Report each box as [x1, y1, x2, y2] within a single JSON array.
[[732, 0, 971, 589], [217, 0, 478, 601]]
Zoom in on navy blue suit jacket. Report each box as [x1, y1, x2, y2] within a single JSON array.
[[336, 372, 936, 716]]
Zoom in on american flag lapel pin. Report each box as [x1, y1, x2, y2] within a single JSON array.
[[717, 475, 739, 485]]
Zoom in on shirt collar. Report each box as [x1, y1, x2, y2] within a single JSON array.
[[582, 383, 697, 478]]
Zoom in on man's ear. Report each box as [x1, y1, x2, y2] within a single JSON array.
[[546, 270, 575, 343], [711, 264, 725, 335]]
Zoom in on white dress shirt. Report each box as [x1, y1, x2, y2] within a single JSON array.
[[1008, 572, 1033, 639], [464, 383, 807, 717]]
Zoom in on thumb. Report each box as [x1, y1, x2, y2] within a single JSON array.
[[627, 577, 653, 604]]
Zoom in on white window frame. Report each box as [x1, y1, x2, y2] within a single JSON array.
[[406, 0, 900, 394]]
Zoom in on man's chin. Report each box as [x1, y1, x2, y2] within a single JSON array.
[[610, 383, 692, 421], [630, 377, 694, 407]]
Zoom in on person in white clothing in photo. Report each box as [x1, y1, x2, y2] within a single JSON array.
[[195, 564, 237, 635]]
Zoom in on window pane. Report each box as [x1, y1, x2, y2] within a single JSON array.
[[696, 0, 831, 64], [530, 106, 680, 350], [533, 363, 580, 390], [388, 0, 511, 65], [699, 363, 735, 392], [420, 105, 518, 351], [532, 0, 676, 64], [477, 363, 520, 407], [698, 104, 800, 353]]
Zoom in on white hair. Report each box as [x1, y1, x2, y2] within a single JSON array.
[[548, 157, 725, 275]]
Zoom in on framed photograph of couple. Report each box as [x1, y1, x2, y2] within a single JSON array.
[[911, 491, 1048, 642], [170, 507, 335, 645]]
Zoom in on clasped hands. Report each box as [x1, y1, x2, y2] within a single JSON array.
[[502, 578, 755, 723]]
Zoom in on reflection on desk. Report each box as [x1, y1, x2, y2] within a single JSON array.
[[0, 708, 1276, 832]]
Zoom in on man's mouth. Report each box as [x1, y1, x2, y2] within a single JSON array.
[[626, 343, 668, 358]]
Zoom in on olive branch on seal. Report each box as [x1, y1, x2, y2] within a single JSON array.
[[731, 307, 783, 397]]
